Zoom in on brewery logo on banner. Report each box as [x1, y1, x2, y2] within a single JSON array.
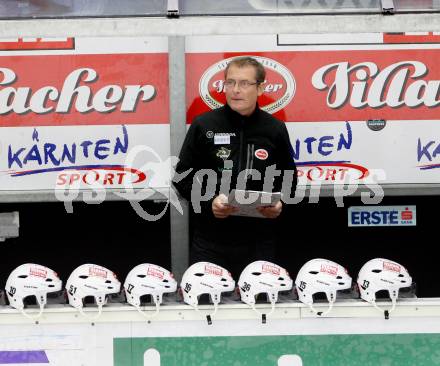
[[188, 47, 440, 123], [199, 56, 296, 114], [0, 66, 156, 121], [312, 60, 440, 109], [0, 39, 169, 127]]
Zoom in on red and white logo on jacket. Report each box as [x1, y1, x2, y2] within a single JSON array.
[[255, 149, 268, 160]]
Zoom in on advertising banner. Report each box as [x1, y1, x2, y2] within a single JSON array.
[[114, 333, 440, 366], [0, 37, 170, 192], [115, 312, 440, 366], [2, 312, 440, 366], [186, 34, 440, 185], [348, 205, 417, 227]]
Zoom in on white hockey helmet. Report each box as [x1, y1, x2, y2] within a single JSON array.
[[5, 264, 62, 316], [180, 262, 235, 310], [238, 260, 293, 306], [66, 264, 121, 311], [295, 258, 352, 315], [124, 263, 177, 317], [357, 258, 412, 313]]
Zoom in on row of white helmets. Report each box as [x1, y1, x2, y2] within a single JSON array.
[[4, 258, 412, 321], [180, 257, 412, 320]]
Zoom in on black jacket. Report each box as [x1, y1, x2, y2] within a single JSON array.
[[174, 104, 297, 245]]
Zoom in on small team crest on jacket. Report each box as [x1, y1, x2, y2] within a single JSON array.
[[206, 131, 214, 139], [216, 147, 231, 160], [255, 149, 268, 160]]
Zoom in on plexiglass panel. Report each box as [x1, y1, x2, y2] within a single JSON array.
[[181, 0, 440, 15], [0, 0, 166, 19], [395, 0, 440, 11], [0, 0, 438, 19], [181, 0, 382, 15]]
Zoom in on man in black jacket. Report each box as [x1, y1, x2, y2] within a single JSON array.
[[174, 56, 297, 278]]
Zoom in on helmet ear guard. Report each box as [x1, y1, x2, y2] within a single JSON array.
[[357, 258, 413, 319], [5, 263, 62, 321], [295, 258, 352, 316], [180, 262, 235, 325]]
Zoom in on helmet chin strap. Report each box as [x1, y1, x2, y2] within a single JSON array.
[[309, 301, 334, 317], [18, 295, 47, 322], [371, 298, 396, 319], [134, 301, 160, 320], [308, 292, 335, 317], [78, 304, 103, 321], [251, 299, 276, 324], [19, 302, 44, 322], [195, 302, 218, 325]]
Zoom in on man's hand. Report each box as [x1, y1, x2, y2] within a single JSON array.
[[257, 201, 282, 219], [212, 194, 238, 219]]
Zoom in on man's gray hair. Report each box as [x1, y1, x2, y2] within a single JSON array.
[[224, 56, 266, 84]]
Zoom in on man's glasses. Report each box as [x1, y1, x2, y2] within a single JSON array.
[[224, 79, 259, 90]]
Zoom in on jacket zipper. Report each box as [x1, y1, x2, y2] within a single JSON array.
[[248, 144, 255, 176], [245, 143, 255, 179], [237, 122, 244, 173], [237, 121, 255, 185]]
